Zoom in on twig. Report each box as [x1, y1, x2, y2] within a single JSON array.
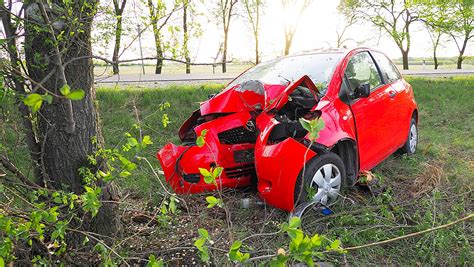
[[0, 154, 41, 188], [343, 213, 474, 251], [67, 228, 130, 267]]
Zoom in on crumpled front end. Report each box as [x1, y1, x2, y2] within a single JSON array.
[[157, 111, 258, 194], [255, 76, 321, 211]]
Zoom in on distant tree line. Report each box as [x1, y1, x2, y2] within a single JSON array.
[[83, 0, 474, 74]]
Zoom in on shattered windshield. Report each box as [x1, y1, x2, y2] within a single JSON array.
[[227, 53, 343, 94]]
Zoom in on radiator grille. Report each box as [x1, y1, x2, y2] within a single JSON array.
[[225, 164, 255, 179], [217, 127, 257, 144]]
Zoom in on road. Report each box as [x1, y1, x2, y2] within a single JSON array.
[[95, 69, 474, 87]]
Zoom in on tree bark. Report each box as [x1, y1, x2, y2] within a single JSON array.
[[24, 1, 119, 240], [112, 12, 123, 74], [183, 0, 191, 74], [255, 35, 259, 64], [155, 35, 164, 74], [222, 29, 228, 73], [112, 0, 126, 75], [284, 36, 292, 56], [456, 38, 468, 69], [401, 49, 409, 70], [0, 8, 43, 184]]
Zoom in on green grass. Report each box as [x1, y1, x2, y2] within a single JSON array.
[[1, 76, 472, 265], [95, 76, 473, 265]]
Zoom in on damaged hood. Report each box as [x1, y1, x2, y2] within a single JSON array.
[[199, 80, 287, 115], [265, 75, 319, 111], [200, 76, 319, 115]]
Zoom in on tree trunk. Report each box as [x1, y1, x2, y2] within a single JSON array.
[[0, 9, 43, 184], [154, 34, 163, 74], [24, 1, 119, 241], [183, 0, 191, 74], [401, 49, 409, 70], [255, 33, 259, 64], [433, 50, 438, 70], [222, 29, 228, 73], [112, 13, 123, 74], [457, 55, 463, 69], [284, 35, 292, 56]]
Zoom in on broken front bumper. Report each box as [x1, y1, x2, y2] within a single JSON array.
[[255, 113, 317, 211], [157, 112, 257, 194]]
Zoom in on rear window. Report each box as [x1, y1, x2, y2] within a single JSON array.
[[227, 53, 343, 94]]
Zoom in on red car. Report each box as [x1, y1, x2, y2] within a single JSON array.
[[157, 48, 418, 211]]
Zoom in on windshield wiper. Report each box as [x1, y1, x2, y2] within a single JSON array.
[[278, 74, 291, 85]]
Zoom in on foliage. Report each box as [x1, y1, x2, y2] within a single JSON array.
[[196, 129, 208, 148], [0, 130, 149, 264], [271, 217, 345, 266], [194, 228, 212, 262], [299, 117, 325, 142], [228, 240, 250, 263]]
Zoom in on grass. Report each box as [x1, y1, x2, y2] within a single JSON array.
[[1, 76, 473, 265], [98, 76, 474, 265]]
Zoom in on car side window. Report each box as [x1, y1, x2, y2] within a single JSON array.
[[371, 52, 401, 83], [345, 52, 383, 92]]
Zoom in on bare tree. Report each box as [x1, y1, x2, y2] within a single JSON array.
[[281, 0, 313, 56], [340, 0, 418, 70], [243, 0, 264, 64], [147, 0, 182, 74], [112, 0, 127, 74]]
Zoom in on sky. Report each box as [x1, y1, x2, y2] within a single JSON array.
[[1, 1, 472, 63], [104, 0, 474, 65]]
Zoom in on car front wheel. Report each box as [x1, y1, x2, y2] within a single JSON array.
[[294, 152, 346, 206]]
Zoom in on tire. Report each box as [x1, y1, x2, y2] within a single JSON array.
[[294, 152, 346, 206], [398, 117, 418, 155]]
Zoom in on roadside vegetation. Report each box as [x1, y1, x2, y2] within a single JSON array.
[[1, 76, 472, 265]]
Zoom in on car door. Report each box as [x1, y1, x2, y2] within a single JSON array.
[[371, 51, 411, 151], [343, 51, 394, 170]]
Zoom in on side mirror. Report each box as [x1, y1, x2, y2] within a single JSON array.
[[353, 83, 370, 99]]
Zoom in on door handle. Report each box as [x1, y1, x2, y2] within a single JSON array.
[[389, 90, 397, 98]]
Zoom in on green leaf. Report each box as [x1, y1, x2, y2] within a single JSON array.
[[194, 237, 205, 249], [119, 170, 131, 177], [196, 129, 208, 147], [66, 89, 85, 100], [161, 114, 170, 128], [198, 228, 209, 239], [198, 168, 211, 178], [59, 84, 71, 96], [289, 217, 301, 229], [205, 196, 219, 208], [212, 167, 223, 178], [230, 240, 242, 251], [23, 93, 43, 113], [42, 94, 53, 104], [196, 136, 204, 147], [311, 233, 322, 246], [146, 255, 163, 267], [142, 135, 153, 146]]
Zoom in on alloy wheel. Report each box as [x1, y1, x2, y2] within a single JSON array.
[[309, 163, 341, 206]]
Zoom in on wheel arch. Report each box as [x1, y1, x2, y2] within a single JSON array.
[[412, 109, 418, 124], [329, 138, 358, 186]]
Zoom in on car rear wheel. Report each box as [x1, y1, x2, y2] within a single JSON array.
[[399, 117, 418, 155], [294, 152, 346, 206]]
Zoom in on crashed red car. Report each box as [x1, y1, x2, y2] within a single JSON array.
[[157, 48, 418, 211]]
